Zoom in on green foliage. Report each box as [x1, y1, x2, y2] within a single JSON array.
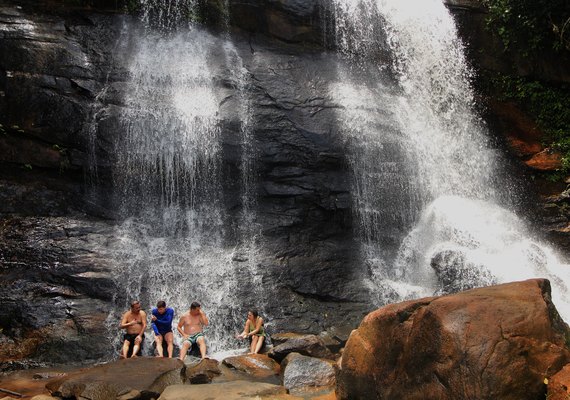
[[490, 73, 570, 172], [484, 0, 570, 55]]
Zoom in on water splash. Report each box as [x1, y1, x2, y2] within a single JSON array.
[[107, 24, 260, 355], [330, 0, 570, 321]]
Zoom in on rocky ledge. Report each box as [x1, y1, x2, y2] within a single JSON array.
[[1, 279, 569, 400]]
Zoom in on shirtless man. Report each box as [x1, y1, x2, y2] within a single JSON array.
[[119, 300, 147, 358], [177, 301, 209, 360]]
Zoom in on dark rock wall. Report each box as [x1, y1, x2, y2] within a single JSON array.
[[0, 2, 369, 364], [0, 0, 567, 365]]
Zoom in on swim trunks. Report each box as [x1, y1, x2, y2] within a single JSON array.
[[184, 332, 204, 345], [123, 333, 145, 346]]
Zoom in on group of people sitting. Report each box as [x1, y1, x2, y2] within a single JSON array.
[[119, 300, 266, 360]]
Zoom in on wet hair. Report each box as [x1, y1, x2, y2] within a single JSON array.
[[157, 300, 166, 308], [130, 300, 140, 308], [190, 301, 201, 310], [248, 309, 259, 319]]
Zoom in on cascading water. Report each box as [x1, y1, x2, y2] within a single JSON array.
[[330, 0, 570, 320], [105, 2, 260, 356]]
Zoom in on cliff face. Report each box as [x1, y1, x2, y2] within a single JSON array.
[[0, 2, 367, 364], [0, 0, 567, 365]]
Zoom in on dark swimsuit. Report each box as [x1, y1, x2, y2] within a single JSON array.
[[123, 333, 145, 344]]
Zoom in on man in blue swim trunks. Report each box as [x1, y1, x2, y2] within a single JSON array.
[[177, 301, 209, 360], [151, 300, 174, 358]]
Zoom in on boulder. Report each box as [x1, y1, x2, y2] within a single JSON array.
[[268, 334, 334, 362], [282, 353, 336, 392], [222, 354, 280, 378], [547, 363, 570, 400], [271, 332, 309, 347], [183, 358, 221, 384], [46, 357, 183, 399], [525, 149, 563, 171], [157, 380, 287, 400], [337, 279, 570, 400], [430, 248, 497, 294]]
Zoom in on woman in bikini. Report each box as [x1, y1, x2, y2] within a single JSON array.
[[236, 309, 266, 354]]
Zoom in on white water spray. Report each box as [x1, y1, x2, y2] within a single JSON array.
[[107, 18, 259, 355], [331, 0, 570, 321]]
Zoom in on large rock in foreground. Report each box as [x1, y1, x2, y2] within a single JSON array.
[[337, 279, 570, 400], [46, 357, 184, 399]]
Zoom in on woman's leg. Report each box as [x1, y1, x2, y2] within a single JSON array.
[[254, 336, 265, 354], [250, 336, 258, 354]]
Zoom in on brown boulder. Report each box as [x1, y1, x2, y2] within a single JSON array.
[[46, 357, 183, 398], [337, 279, 570, 400], [526, 149, 563, 171], [547, 363, 570, 400], [183, 358, 221, 384], [222, 354, 280, 378]]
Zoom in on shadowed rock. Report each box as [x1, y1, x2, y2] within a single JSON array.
[[183, 358, 221, 384], [337, 279, 570, 400], [268, 334, 334, 362]]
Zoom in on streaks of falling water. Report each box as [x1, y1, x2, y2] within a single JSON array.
[[329, 0, 570, 322]]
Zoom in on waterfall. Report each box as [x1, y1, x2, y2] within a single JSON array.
[[330, 0, 570, 320], [106, 2, 259, 356]]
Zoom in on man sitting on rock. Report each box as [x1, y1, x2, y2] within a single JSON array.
[[178, 301, 209, 360], [119, 300, 147, 358], [151, 300, 175, 358]]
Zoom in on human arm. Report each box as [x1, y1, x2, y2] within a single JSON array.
[[236, 320, 250, 339], [138, 311, 147, 339], [177, 317, 187, 338], [200, 309, 209, 327], [151, 309, 159, 335]]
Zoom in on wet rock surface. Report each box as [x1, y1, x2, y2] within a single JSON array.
[[281, 352, 336, 392], [158, 380, 287, 400], [337, 279, 570, 400], [183, 358, 221, 384], [0, 2, 367, 364], [1, 0, 569, 369]]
